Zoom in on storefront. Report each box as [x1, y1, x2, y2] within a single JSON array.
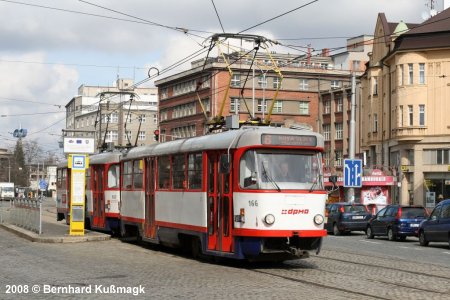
[[325, 169, 396, 213]]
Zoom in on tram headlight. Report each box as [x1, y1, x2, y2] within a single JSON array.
[[314, 214, 324, 225], [264, 214, 275, 225]]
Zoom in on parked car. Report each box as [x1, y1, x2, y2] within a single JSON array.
[[418, 199, 450, 248], [325, 202, 372, 235], [366, 205, 428, 241]]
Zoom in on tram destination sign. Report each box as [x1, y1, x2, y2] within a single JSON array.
[[261, 134, 317, 146]]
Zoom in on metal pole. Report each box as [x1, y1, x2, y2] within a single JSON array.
[[348, 73, 356, 202], [252, 65, 255, 116], [262, 73, 266, 119], [39, 197, 42, 235]]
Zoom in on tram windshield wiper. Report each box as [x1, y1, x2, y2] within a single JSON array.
[[309, 174, 321, 193], [261, 162, 281, 192]]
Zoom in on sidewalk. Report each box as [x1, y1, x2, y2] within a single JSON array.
[[0, 201, 111, 243]]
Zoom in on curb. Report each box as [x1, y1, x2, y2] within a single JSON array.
[[0, 223, 111, 243]]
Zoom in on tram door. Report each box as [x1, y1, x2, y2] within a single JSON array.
[[206, 152, 233, 252], [92, 166, 106, 229], [144, 158, 156, 239]]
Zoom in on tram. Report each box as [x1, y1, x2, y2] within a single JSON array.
[[56, 160, 70, 224], [119, 126, 327, 261], [85, 151, 122, 233]]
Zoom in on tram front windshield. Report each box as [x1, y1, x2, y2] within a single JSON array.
[[239, 149, 323, 190]]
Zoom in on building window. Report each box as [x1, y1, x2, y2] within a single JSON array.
[[230, 98, 240, 113], [352, 60, 360, 71], [324, 100, 331, 114], [323, 124, 330, 141], [419, 104, 425, 126], [299, 101, 309, 115], [271, 100, 282, 113], [335, 150, 343, 167], [408, 105, 413, 126], [138, 131, 146, 141], [423, 149, 450, 165], [257, 99, 267, 113], [160, 88, 168, 99], [408, 63, 413, 85], [331, 80, 340, 89], [202, 98, 210, 112], [299, 79, 309, 91], [231, 74, 240, 87], [139, 114, 146, 123], [258, 75, 267, 88], [399, 64, 404, 86], [153, 113, 158, 125], [399, 105, 403, 126], [373, 113, 378, 132], [273, 77, 281, 89], [335, 123, 343, 140], [419, 63, 425, 84], [336, 97, 343, 112], [106, 130, 118, 141], [407, 149, 415, 165], [124, 131, 132, 142], [373, 77, 378, 96]]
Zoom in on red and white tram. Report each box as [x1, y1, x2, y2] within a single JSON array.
[[86, 151, 122, 233], [56, 160, 70, 224], [120, 126, 327, 261]]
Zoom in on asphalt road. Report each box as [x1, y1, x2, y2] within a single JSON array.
[[323, 231, 450, 267]]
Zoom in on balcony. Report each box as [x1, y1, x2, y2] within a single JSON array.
[[391, 126, 427, 142]]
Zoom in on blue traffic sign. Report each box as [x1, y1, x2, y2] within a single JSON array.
[[39, 179, 48, 191], [344, 159, 362, 187]]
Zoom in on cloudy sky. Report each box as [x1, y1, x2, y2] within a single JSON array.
[[0, 0, 440, 154]]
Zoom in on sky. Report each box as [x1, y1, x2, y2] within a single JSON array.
[[0, 0, 441, 155]]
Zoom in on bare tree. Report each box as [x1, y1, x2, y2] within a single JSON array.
[[23, 140, 43, 164]]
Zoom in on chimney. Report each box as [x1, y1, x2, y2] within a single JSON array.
[[321, 48, 330, 57]]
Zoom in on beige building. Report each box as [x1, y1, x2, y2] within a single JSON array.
[[361, 9, 450, 206], [65, 79, 158, 150]]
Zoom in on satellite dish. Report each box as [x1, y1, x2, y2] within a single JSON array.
[[421, 11, 430, 20]]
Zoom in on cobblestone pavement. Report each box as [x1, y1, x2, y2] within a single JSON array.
[[1, 226, 450, 300], [1, 198, 450, 300]]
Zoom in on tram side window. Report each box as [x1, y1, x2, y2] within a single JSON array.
[[61, 169, 67, 188], [122, 161, 133, 189], [172, 155, 185, 189], [86, 168, 91, 190], [107, 164, 119, 188], [133, 160, 143, 189], [57, 169, 62, 189], [240, 151, 256, 189], [188, 153, 202, 189], [158, 156, 170, 189]]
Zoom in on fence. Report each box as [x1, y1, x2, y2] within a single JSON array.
[[8, 197, 42, 234]]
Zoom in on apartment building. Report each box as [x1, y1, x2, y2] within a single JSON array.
[[65, 79, 158, 149], [155, 49, 358, 142], [361, 9, 450, 206]]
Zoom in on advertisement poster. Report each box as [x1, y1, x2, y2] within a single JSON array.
[[361, 186, 390, 212]]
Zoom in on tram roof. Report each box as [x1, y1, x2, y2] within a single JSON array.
[[123, 126, 324, 160], [89, 151, 122, 164]]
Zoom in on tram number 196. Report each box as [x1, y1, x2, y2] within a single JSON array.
[[248, 200, 258, 207]]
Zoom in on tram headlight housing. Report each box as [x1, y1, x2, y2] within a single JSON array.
[[264, 214, 275, 225], [314, 214, 324, 225]]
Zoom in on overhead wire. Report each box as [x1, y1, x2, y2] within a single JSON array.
[[210, 0, 225, 33]]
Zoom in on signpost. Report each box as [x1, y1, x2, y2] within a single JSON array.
[[63, 137, 94, 236], [344, 159, 362, 188]]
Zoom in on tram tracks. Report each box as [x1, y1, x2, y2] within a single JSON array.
[[243, 250, 450, 300]]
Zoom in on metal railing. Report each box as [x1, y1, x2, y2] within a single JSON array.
[[9, 197, 42, 234]]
